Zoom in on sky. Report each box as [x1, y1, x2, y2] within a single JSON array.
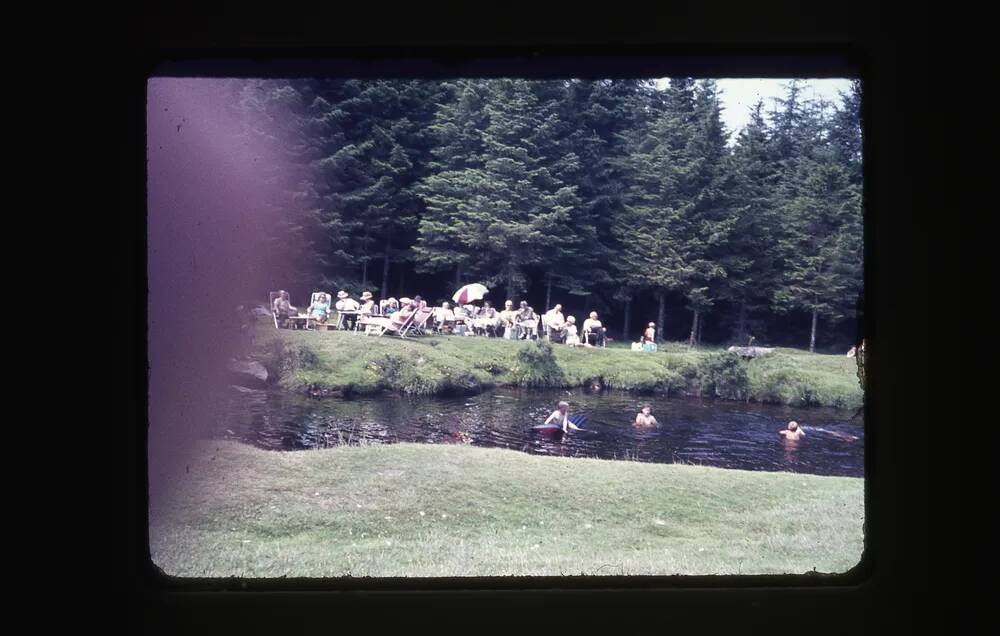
[[655, 78, 855, 142]]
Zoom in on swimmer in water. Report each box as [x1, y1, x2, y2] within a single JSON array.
[[779, 421, 806, 441], [543, 401, 582, 433], [635, 405, 658, 427]]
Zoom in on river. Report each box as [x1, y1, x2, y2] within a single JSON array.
[[217, 386, 863, 477]]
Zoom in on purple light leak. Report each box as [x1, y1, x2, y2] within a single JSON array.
[[146, 78, 300, 510]]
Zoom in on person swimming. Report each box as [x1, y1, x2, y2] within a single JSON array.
[[542, 401, 583, 433], [635, 405, 658, 427], [779, 421, 806, 441]]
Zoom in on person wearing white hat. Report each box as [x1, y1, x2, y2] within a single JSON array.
[[564, 316, 582, 347], [335, 291, 360, 329]]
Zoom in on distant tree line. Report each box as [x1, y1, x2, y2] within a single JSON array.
[[227, 78, 862, 352]]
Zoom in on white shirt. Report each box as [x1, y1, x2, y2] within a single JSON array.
[[544, 310, 565, 327], [583, 318, 602, 332]]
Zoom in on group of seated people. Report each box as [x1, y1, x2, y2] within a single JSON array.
[[272, 289, 379, 329], [429, 299, 608, 346], [539, 303, 608, 347], [272, 290, 609, 346]]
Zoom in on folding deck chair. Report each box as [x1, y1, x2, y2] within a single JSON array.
[[400, 305, 435, 338], [362, 309, 416, 337], [269, 291, 308, 329], [306, 291, 334, 330]]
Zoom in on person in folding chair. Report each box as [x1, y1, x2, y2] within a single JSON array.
[[335, 291, 361, 330], [564, 316, 584, 347], [474, 301, 499, 336], [543, 304, 567, 343], [434, 301, 456, 334], [381, 297, 399, 316], [516, 301, 539, 340], [582, 312, 607, 347], [362, 300, 415, 336], [499, 300, 517, 339], [359, 291, 376, 315], [272, 291, 297, 329], [306, 293, 332, 328]]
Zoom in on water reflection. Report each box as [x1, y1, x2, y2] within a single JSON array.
[[217, 387, 864, 477]]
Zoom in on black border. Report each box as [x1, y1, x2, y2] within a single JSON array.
[[92, 3, 923, 630]]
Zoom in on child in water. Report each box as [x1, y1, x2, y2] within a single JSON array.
[[635, 405, 658, 426], [779, 421, 806, 441], [543, 401, 583, 433]]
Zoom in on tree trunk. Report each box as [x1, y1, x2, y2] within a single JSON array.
[[380, 233, 391, 298], [545, 274, 553, 310], [809, 308, 818, 353], [623, 298, 631, 342], [506, 263, 515, 300], [697, 312, 704, 345], [737, 302, 747, 343], [657, 292, 666, 343], [455, 263, 462, 288], [398, 267, 405, 298], [688, 310, 699, 347], [361, 226, 370, 287]]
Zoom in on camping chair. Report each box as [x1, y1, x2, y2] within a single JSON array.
[[401, 305, 435, 338], [518, 315, 540, 340], [375, 309, 417, 337], [269, 291, 307, 329], [307, 291, 333, 330], [268, 291, 281, 328], [583, 326, 607, 347]]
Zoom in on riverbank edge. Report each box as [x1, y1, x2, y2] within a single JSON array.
[[249, 328, 864, 410], [149, 440, 865, 578]]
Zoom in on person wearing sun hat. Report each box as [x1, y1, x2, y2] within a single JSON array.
[[563, 315, 583, 347], [359, 290, 375, 315], [334, 290, 360, 329]]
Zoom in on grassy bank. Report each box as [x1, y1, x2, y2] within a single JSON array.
[[253, 328, 864, 409], [150, 441, 864, 578]]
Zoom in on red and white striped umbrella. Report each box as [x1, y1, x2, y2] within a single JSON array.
[[452, 283, 488, 305]]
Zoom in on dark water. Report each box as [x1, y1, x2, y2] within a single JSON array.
[[217, 387, 864, 477]]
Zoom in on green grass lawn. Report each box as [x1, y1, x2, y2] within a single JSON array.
[[253, 327, 863, 409], [150, 441, 864, 578]]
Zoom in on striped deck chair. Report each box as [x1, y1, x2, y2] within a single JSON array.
[[372, 308, 417, 337], [401, 305, 435, 338]]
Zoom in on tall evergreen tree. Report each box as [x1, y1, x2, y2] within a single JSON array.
[[772, 96, 863, 351], [413, 80, 491, 286], [725, 100, 782, 343]]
